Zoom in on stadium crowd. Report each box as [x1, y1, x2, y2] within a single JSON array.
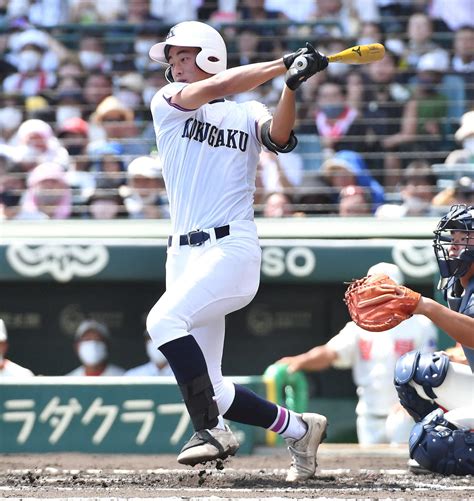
[[0, 0, 473, 220]]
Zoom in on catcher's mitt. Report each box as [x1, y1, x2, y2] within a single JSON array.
[[344, 273, 421, 332]]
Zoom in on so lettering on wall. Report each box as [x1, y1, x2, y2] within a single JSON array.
[[6, 244, 109, 282]]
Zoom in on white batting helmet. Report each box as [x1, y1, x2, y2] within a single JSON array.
[[149, 21, 227, 76]]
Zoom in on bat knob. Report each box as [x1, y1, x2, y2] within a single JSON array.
[[294, 55, 308, 70]]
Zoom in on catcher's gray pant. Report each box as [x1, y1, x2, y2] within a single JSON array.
[[146, 220, 261, 415]]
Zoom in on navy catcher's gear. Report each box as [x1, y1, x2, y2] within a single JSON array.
[[260, 120, 298, 154], [394, 350, 449, 421], [409, 408, 474, 476], [433, 204, 474, 287]]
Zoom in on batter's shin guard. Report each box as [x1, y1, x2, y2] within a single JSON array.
[[178, 373, 219, 431]]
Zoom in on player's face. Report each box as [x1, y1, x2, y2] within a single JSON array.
[[167, 46, 209, 83], [449, 230, 474, 257]]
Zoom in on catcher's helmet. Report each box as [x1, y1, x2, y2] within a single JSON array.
[[149, 21, 227, 82], [433, 204, 474, 285]]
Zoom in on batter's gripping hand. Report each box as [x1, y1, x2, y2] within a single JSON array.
[[344, 273, 421, 332], [285, 43, 328, 91]]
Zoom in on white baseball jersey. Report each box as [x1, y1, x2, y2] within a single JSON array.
[[327, 316, 437, 417], [0, 359, 34, 377], [151, 82, 271, 233]]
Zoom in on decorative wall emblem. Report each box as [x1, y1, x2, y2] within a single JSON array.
[[6, 244, 109, 282]]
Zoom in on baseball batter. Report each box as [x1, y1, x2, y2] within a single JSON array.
[[145, 21, 328, 481], [394, 204, 474, 475]]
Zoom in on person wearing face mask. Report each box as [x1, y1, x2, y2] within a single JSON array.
[[124, 332, 174, 377], [3, 39, 56, 97], [308, 80, 368, 155], [77, 34, 111, 73], [122, 155, 168, 219], [0, 319, 34, 377], [17, 162, 73, 220], [67, 320, 125, 377]]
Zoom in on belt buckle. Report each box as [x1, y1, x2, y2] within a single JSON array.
[[187, 229, 204, 247]]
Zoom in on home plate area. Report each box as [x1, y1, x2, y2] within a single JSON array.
[[0, 445, 471, 499]]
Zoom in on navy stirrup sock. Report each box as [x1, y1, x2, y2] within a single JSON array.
[[223, 383, 278, 428], [160, 335, 219, 430]]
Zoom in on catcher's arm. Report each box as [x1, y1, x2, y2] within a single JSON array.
[[414, 296, 474, 349]]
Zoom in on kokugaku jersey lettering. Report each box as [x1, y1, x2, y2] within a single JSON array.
[[151, 82, 271, 234]]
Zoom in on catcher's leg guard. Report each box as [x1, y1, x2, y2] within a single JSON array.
[[394, 350, 449, 422], [179, 373, 219, 431], [409, 408, 474, 476]]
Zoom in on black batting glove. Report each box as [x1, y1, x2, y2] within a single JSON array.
[[283, 46, 308, 69], [285, 43, 328, 91]]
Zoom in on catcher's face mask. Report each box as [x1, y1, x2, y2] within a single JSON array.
[[433, 204, 474, 288]]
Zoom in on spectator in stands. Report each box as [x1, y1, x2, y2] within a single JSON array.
[[0, 318, 34, 377], [54, 79, 85, 127], [428, 0, 474, 33], [17, 162, 73, 220], [78, 34, 112, 73], [124, 331, 174, 377], [305, 79, 368, 156], [121, 0, 161, 23], [114, 72, 146, 118], [3, 29, 57, 96], [431, 176, 474, 213], [56, 57, 84, 80], [83, 73, 113, 119], [356, 50, 410, 181], [377, 0, 415, 35], [444, 110, 474, 165], [276, 262, 438, 446], [57, 117, 90, 168], [356, 21, 384, 48], [237, 0, 287, 42], [296, 173, 335, 215], [321, 150, 384, 213], [129, 25, 161, 73], [13, 119, 69, 169], [91, 96, 149, 156], [86, 188, 127, 219], [256, 150, 303, 204], [88, 141, 126, 190], [69, 0, 107, 24], [0, 98, 23, 143], [7, 0, 70, 27], [375, 160, 438, 218], [338, 185, 373, 216], [402, 13, 447, 73], [67, 319, 125, 376], [262, 192, 295, 218], [309, 0, 358, 39], [382, 51, 449, 178], [123, 155, 168, 219], [0, 153, 23, 220], [452, 26, 474, 73], [451, 26, 474, 106]]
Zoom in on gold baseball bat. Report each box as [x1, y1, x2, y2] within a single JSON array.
[[327, 43, 385, 64]]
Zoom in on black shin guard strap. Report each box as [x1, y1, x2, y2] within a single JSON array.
[[179, 373, 219, 431]]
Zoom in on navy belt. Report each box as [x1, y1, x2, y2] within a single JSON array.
[[168, 225, 230, 247]]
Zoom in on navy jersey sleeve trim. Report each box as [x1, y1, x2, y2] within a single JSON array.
[[164, 95, 197, 112]]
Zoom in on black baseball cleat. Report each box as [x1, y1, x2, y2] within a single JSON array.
[[177, 425, 239, 466]]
